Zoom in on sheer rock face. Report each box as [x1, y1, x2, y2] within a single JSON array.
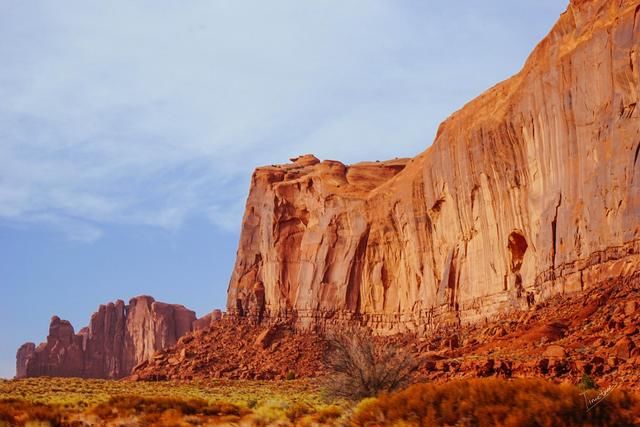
[[16, 296, 196, 379], [16, 343, 36, 379], [228, 0, 640, 332]]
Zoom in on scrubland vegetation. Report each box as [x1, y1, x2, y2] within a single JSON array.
[[1, 376, 639, 426], [0, 377, 344, 426], [324, 329, 417, 400], [351, 378, 640, 426]]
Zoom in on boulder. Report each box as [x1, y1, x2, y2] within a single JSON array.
[[476, 359, 495, 377], [447, 335, 460, 349], [625, 301, 637, 316], [254, 324, 281, 349], [575, 361, 593, 375], [612, 337, 636, 360], [543, 345, 566, 359]]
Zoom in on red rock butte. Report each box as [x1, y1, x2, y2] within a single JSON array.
[[227, 0, 640, 332], [15, 0, 640, 381], [16, 296, 197, 379]]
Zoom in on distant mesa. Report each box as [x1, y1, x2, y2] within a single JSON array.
[[16, 296, 221, 379]]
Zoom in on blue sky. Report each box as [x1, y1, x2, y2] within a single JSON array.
[[0, 1, 568, 378]]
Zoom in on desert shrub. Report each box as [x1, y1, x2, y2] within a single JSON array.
[[285, 401, 314, 421], [201, 401, 246, 417], [0, 398, 63, 426], [307, 405, 343, 424], [140, 408, 184, 427], [578, 373, 598, 391], [91, 395, 246, 420], [0, 401, 15, 424], [350, 378, 640, 426], [324, 329, 417, 400], [0, 403, 15, 426], [249, 400, 289, 426]]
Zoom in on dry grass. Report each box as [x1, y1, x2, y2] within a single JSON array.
[[89, 395, 249, 426], [1, 376, 639, 426], [351, 378, 640, 427], [0, 377, 344, 426], [0, 376, 330, 408], [0, 398, 63, 426]]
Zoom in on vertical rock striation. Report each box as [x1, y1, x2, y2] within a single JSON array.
[[228, 0, 640, 332], [16, 296, 196, 379]]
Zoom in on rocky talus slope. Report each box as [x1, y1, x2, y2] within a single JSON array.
[[133, 274, 640, 389], [131, 319, 326, 381], [16, 296, 196, 379], [411, 272, 640, 389], [227, 0, 640, 331]]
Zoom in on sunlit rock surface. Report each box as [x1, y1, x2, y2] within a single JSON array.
[[228, 0, 640, 332]]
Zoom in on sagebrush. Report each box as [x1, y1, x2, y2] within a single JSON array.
[[324, 328, 417, 400]]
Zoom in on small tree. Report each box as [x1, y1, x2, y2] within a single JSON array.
[[324, 328, 417, 400]]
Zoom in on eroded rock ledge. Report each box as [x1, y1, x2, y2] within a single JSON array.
[[227, 0, 640, 332]]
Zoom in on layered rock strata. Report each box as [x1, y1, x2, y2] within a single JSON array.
[[16, 296, 196, 379], [228, 0, 640, 332]]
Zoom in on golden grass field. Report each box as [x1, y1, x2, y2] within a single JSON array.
[[1, 377, 639, 426], [0, 377, 333, 408], [0, 377, 344, 426]]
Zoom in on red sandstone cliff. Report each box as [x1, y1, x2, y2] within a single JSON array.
[[228, 0, 640, 332], [16, 296, 196, 379]]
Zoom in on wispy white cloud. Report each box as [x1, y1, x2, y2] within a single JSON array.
[[0, 0, 568, 241], [206, 199, 247, 233]]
